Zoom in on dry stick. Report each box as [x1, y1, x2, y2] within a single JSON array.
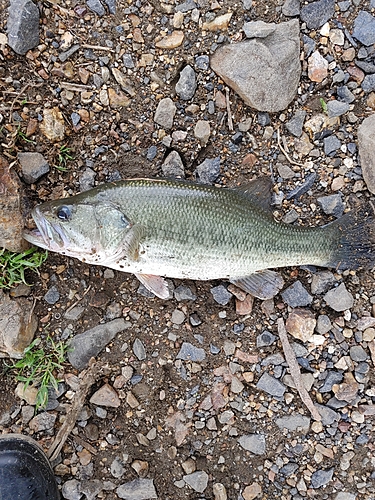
[[47, 359, 103, 461], [225, 88, 234, 132], [276, 128, 304, 167], [277, 318, 322, 421], [64, 284, 91, 315]]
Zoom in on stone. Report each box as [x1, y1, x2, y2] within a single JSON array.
[[40, 107, 65, 142], [317, 195, 344, 217], [154, 98, 177, 129], [175, 65, 197, 100], [174, 285, 196, 301], [162, 151, 185, 179], [194, 120, 211, 146], [238, 434, 266, 455], [108, 88, 130, 108], [44, 286, 60, 304], [352, 11, 375, 46], [349, 345, 368, 362], [111, 68, 135, 96], [7, 0, 39, 55], [133, 338, 146, 360], [337, 86, 355, 104], [275, 415, 310, 432], [311, 468, 334, 488], [176, 342, 206, 362], [90, 383, 121, 408], [358, 114, 375, 194], [256, 372, 286, 398], [324, 283, 354, 312], [29, 412, 56, 432], [0, 155, 29, 252], [324, 135, 341, 155], [335, 494, 356, 500], [196, 157, 221, 184], [319, 371, 343, 393], [87, 0, 105, 15], [243, 21, 276, 38], [213, 483, 227, 500], [308, 50, 328, 82], [327, 100, 350, 117], [62, 479, 81, 500], [183, 471, 209, 493], [117, 478, 157, 499], [0, 290, 37, 358], [285, 110, 306, 137], [282, 281, 312, 307], [242, 483, 262, 500], [256, 331, 276, 347], [210, 284, 232, 305], [155, 30, 184, 49], [18, 152, 50, 184], [362, 74, 375, 92], [300, 0, 335, 29], [210, 19, 300, 112], [202, 13, 232, 31], [286, 309, 316, 342], [282, 0, 300, 17], [68, 318, 130, 370]]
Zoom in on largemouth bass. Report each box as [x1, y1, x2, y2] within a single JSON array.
[[23, 177, 375, 299]]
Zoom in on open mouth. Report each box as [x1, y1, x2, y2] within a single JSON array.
[[23, 206, 65, 250]]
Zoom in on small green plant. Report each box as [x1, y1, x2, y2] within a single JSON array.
[[12, 336, 69, 411], [320, 97, 328, 115], [0, 247, 48, 289], [16, 124, 36, 144], [55, 144, 73, 171]]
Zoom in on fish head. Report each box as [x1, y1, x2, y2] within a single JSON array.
[[23, 198, 133, 265]]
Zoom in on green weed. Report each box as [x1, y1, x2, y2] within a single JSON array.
[[16, 125, 36, 145], [320, 97, 328, 114], [0, 247, 48, 289], [55, 144, 73, 171], [12, 336, 69, 412]]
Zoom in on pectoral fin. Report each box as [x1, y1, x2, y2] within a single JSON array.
[[230, 270, 284, 300], [135, 273, 170, 299]]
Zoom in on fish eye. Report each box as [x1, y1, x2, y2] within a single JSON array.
[[57, 206, 71, 221], [121, 215, 130, 228]]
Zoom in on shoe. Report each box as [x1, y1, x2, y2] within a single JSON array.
[[0, 433, 59, 500]]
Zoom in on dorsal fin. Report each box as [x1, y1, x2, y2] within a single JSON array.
[[236, 176, 273, 211]]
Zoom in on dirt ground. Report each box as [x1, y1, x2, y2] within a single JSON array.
[[1, 0, 375, 498]]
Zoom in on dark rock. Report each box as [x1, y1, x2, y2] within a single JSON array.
[[324, 135, 341, 155], [281, 280, 313, 307], [117, 479, 157, 499], [282, 0, 300, 16], [175, 0, 197, 12], [311, 468, 334, 488], [176, 342, 206, 362], [286, 173, 316, 200], [104, 0, 116, 14], [362, 74, 375, 92], [196, 157, 221, 184], [256, 331, 276, 347], [300, 0, 335, 29], [352, 11, 375, 46], [210, 284, 232, 305], [59, 44, 80, 62], [256, 372, 286, 397], [286, 110, 306, 137], [317, 194, 344, 217], [162, 151, 185, 179], [319, 371, 343, 393], [87, 0, 106, 16], [195, 55, 209, 70], [303, 35, 315, 57], [327, 100, 350, 116], [44, 286, 60, 305], [355, 60, 375, 74], [311, 271, 337, 295], [18, 152, 50, 184], [175, 65, 197, 100], [7, 0, 39, 55], [349, 345, 368, 362]]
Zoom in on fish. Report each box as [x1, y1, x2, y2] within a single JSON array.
[[23, 177, 375, 300]]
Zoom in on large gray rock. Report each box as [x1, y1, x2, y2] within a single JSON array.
[[358, 114, 375, 194], [18, 152, 50, 184], [68, 318, 131, 370], [7, 0, 40, 55], [210, 19, 300, 112]]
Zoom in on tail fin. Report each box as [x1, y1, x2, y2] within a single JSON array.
[[325, 201, 375, 271]]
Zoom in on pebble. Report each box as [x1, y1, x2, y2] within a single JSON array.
[[210, 284, 232, 305], [317, 195, 344, 217], [256, 331, 276, 347], [362, 74, 375, 92], [174, 285, 196, 301], [213, 483, 227, 500], [44, 286, 60, 305], [327, 100, 350, 117], [17, 152, 50, 184], [324, 283, 354, 312], [116, 479, 157, 499], [68, 318, 130, 370], [196, 157, 221, 184], [282, 0, 300, 16], [194, 120, 211, 146], [300, 0, 335, 29], [86, 0, 105, 15], [210, 19, 300, 112], [285, 110, 306, 137], [40, 107, 65, 142], [202, 12, 232, 31], [319, 371, 343, 393], [175, 65, 197, 100], [352, 11, 375, 46], [310, 468, 334, 488], [154, 98, 176, 129], [155, 30, 184, 49], [275, 415, 310, 432], [349, 345, 368, 362], [238, 434, 266, 455], [171, 309, 185, 325], [162, 151, 185, 179], [176, 342, 206, 362], [62, 479, 81, 500], [29, 412, 56, 432], [324, 135, 341, 155], [7, 0, 39, 55], [133, 338, 146, 360], [183, 471, 209, 493], [335, 493, 356, 500], [358, 114, 375, 194], [242, 483, 262, 500], [256, 372, 286, 397], [195, 55, 209, 70], [286, 308, 316, 342], [308, 50, 328, 82], [281, 281, 312, 307], [90, 383, 121, 408]]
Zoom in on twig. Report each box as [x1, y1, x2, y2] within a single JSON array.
[[277, 128, 304, 167], [82, 44, 115, 52], [225, 87, 233, 132], [64, 284, 91, 314], [277, 318, 322, 421], [47, 359, 103, 461]]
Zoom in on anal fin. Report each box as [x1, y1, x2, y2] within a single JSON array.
[[230, 270, 284, 300], [135, 273, 170, 299]]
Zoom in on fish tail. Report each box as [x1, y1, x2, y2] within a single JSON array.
[[325, 201, 375, 271]]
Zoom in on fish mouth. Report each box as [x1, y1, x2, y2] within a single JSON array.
[[23, 206, 66, 251]]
